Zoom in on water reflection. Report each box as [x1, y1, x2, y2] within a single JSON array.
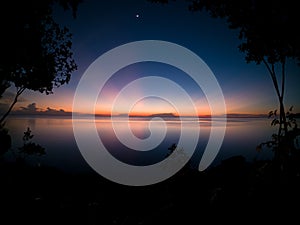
[[4, 116, 275, 173]]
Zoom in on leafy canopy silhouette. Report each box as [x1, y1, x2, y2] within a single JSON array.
[[151, 0, 300, 135], [0, 0, 82, 124], [150, 0, 300, 163]]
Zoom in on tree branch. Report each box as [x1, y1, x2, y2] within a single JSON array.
[[0, 87, 26, 125], [281, 57, 286, 100], [262, 58, 281, 99], [280, 57, 288, 134]]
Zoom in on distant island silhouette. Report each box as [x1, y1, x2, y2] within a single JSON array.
[[129, 113, 179, 118], [7, 103, 300, 119]]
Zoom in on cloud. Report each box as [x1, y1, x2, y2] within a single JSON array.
[[44, 107, 68, 115], [0, 89, 28, 114], [44, 107, 70, 116], [11, 103, 71, 116], [10, 102, 41, 115], [19, 103, 40, 112]]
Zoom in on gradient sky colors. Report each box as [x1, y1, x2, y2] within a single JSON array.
[[3, 0, 300, 116]]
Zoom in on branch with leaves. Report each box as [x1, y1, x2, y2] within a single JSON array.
[[257, 106, 300, 167], [0, 126, 45, 164], [18, 127, 46, 159], [0, 0, 81, 125]]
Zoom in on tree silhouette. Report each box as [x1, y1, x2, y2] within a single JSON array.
[[190, 0, 299, 130], [150, 0, 300, 164], [0, 0, 81, 124]]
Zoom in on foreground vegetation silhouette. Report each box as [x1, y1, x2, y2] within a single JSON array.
[[0, 0, 81, 125], [151, 0, 300, 171], [1, 0, 300, 224], [1, 144, 300, 225], [0, 1, 81, 180]]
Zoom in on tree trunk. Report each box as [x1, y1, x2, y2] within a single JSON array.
[[262, 58, 289, 171], [262, 58, 288, 136], [280, 57, 288, 136], [0, 87, 25, 125]]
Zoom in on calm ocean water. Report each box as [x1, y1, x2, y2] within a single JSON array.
[[4, 115, 276, 173]]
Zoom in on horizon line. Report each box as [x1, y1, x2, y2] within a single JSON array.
[[7, 110, 274, 118]]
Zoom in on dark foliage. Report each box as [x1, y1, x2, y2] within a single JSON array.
[[187, 0, 300, 65], [150, 0, 300, 168], [0, 0, 81, 124], [18, 127, 46, 158], [1, 154, 300, 224]]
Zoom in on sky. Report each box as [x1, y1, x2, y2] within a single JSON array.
[[3, 0, 300, 116]]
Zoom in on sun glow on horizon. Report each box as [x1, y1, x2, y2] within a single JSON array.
[[7, 61, 283, 117]]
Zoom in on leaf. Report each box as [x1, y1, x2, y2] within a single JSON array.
[[289, 106, 294, 112], [268, 111, 273, 118], [274, 109, 277, 116], [271, 119, 279, 126]]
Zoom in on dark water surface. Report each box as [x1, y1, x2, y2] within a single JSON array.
[[5, 116, 275, 173]]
